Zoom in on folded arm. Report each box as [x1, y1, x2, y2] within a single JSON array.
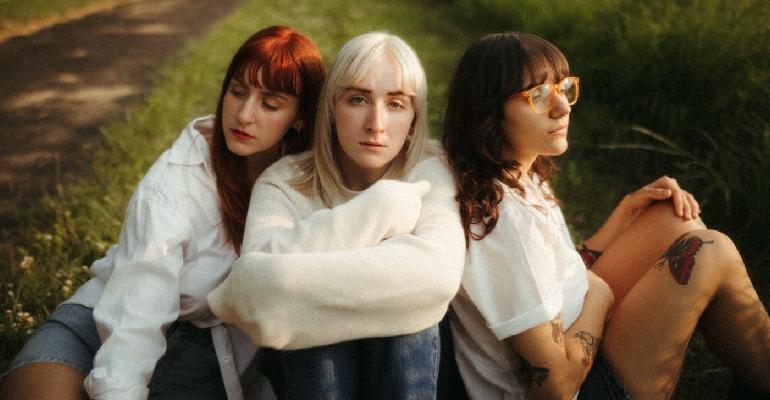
[[210, 156, 465, 349], [242, 176, 429, 254]]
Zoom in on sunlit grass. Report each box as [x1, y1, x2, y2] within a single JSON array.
[[2, 1, 767, 398], [0, 0, 483, 373], [0, 0, 114, 30]]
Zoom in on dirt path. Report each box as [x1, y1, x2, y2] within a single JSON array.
[[0, 0, 239, 217]]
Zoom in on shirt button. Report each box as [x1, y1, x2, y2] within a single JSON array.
[[223, 356, 232, 363]]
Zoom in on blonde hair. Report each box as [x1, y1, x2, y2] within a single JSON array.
[[292, 32, 431, 206]]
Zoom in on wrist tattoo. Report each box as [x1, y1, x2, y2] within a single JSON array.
[[655, 233, 713, 285], [515, 354, 550, 388], [574, 331, 600, 368]]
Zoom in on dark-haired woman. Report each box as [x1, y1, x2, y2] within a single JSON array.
[[442, 31, 770, 399], [0, 26, 324, 400]]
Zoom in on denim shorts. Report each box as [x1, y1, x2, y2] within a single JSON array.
[[577, 353, 630, 400], [2, 304, 226, 400], [3, 303, 99, 377]]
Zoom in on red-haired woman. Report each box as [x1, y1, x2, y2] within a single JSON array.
[[0, 26, 324, 400], [442, 32, 770, 399]]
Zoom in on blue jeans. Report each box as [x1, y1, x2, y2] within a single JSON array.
[[3, 304, 226, 400], [265, 324, 440, 400]]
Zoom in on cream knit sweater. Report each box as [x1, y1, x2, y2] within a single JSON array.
[[208, 150, 465, 350]]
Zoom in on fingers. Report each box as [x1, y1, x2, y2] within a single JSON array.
[[649, 176, 700, 220], [683, 190, 700, 219]]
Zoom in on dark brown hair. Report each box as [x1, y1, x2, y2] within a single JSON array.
[[441, 32, 569, 245], [211, 26, 325, 253]]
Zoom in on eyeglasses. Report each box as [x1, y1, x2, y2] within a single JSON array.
[[512, 76, 580, 113]]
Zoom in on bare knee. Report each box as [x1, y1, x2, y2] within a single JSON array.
[[0, 363, 87, 400], [656, 229, 742, 292], [639, 202, 705, 235]]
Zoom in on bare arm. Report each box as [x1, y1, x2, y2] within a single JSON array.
[[584, 176, 700, 252], [507, 271, 614, 399]]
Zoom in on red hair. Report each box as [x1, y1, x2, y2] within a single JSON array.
[[211, 26, 325, 253]]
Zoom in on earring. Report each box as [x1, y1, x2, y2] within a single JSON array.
[[293, 121, 303, 131]]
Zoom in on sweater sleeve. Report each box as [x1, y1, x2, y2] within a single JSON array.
[[84, 196, 190, 400], [241, 173, 429, 254], [208, 156, 465, 349]]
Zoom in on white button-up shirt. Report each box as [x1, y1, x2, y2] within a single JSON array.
[[67, 116, 270, 400], [450, 178, 588, 399]]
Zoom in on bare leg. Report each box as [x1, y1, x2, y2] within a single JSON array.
[[598, 229, 770, 398], [591, 202, 705, 305], [697, 245, 770, 393], [0, 362, 87, 400]]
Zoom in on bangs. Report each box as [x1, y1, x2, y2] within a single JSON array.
[[520, 38, 570, 88], [235, 46, 303, 97], [332, 41, 421, 103]]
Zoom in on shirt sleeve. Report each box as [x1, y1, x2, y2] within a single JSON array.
[[84, 195, 191, 400], [208, 156, 465, 350], [462, 196, 563, 340]]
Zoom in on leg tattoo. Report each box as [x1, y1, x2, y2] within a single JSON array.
[[515, 354, 550, 388], [655, 233, 714, 285], [573, 331, 600, 368]]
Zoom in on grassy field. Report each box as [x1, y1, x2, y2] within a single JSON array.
[[0, 0, 122, 30], [2, 0, 768, 398]]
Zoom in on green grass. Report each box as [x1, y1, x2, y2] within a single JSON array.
[[0, 0, 482, 374], [2, 0, 767, 398], [0, 0, 113, 30]]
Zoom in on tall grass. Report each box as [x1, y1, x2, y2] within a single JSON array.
[[449, 0, 769, 397], [448, 0, 770, 258]]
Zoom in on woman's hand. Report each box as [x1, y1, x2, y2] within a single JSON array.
[[620, 176, 700, 221], [583, 176, 700, 253]]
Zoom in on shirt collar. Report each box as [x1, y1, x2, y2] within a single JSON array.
[[167, 115, 214, 167]]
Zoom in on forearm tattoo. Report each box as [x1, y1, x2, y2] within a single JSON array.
[[573, 331, 601, 368], [515, 354, 550, 388], [655, 233, 714, 285], [551, 317, 565, 346]]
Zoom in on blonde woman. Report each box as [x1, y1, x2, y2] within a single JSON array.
[[209, 32, 465, 399]]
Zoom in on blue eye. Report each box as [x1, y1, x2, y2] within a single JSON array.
[[349, 95, 367, 104]]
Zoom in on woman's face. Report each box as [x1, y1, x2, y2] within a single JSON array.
[[221, 69, 299, 157], [500, 74, 572, 170], [333, 56, 415, 190]]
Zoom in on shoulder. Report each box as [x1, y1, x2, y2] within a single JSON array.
[[258, 151, 313, 185], [132, 117, 217, 208], [405, 142, 453, 184]]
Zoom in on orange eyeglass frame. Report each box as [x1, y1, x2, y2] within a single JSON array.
[[512, 76, 580, 113]]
